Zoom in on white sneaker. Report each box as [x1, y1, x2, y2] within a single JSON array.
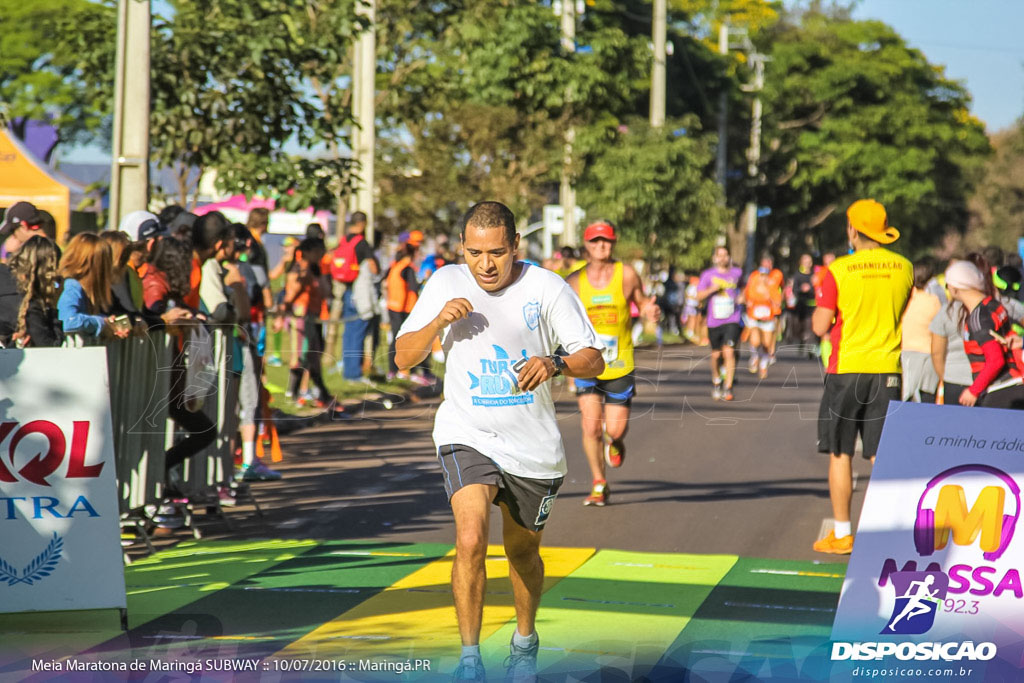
[[504, 634, 539, 683], [452, 655, 486, 681]]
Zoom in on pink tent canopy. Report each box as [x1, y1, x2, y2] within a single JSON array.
[[193, 195, 333, 236]]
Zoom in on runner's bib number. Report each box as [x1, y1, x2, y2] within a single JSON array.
[[711, 294, 735, 320], [599, 334, 619, 364], [753, 305, 772, 320]]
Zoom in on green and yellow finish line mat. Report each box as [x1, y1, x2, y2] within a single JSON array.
[[0, 540, 846, 681]]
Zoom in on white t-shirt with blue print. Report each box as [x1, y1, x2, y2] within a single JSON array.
[[398, 263, 601, 479]]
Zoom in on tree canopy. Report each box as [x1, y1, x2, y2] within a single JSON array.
[[5, 0, 1003, 265], [756, 9, 991, 258]]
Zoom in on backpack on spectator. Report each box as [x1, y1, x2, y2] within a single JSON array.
[[330, 235, 363, 283]]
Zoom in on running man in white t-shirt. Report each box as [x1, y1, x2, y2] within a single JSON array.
[[395, 202, 604, 682]]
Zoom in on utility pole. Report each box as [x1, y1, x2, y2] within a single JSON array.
[[559, 0, 578, 247], [350, 0, 376, 244], [715, 22, 728, 193], [109, 0, 151, 230], [650, 0, 666, 128], [742, 54, 766, 273]]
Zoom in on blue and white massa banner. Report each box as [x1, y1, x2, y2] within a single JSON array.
[[0, 347, 125, 614], [833, 402, 1024, 673]]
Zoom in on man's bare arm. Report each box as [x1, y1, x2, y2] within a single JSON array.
[[395, 298, 472, 371], [624, 265, 659, 320], [812, 306, 835, 338]]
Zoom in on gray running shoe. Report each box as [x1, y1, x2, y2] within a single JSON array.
[[452, 656, 486, 681], [504, 634, 539, 683]]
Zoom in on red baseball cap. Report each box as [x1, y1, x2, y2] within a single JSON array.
[[583, 221, 616, 242]]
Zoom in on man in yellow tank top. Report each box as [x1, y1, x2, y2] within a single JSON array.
[[567, 221, 660, 506]]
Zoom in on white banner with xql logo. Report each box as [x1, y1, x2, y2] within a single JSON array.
[[0, 348, 125, 614], [833, 402, 1024, 649]]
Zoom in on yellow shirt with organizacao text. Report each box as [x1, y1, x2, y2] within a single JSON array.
[[579, 262, 634, 380], [818, 248, 913, 374]]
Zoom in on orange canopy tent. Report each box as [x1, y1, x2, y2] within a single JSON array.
[[0, 128, 83, 242]]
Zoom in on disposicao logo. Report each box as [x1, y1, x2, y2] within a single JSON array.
[[882, 571, 947, 635]]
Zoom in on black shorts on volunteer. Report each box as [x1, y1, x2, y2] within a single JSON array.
[[817, 373, 901, 459], [707, 323, 741, 351], [437, 445, 563, 532], [574, 372, 636, 406]]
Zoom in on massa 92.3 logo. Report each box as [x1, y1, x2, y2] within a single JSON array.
[[914, 465, 1019, 561], [883, 571, 948, 635]]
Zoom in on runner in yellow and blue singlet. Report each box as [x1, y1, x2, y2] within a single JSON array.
[[567, 221, 659, 507]]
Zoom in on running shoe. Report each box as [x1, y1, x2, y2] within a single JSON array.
[[721, 387, 734, 401], [240, 460, 283, 482], [604, 437, 625, 468], [812, 530, 853, 555], [504, 634, 539, 683], [748, 354, 759, 374], [583, 481, 608, 506], [218, 486, 237, 507], [452, 656, 486, 681], [150, 503, 184, 529], [712, 383, 723, 401]]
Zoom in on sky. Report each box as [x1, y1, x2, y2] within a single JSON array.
[[850, 0, 1024, 132]]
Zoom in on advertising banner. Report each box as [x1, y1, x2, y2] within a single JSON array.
[[0, 347, 126, 614], [832, 402, 1024, 676]]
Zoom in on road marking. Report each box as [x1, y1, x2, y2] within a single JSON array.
[[723, 601, 835, 613], [274, 546, 594, 659], [748, 568, 845, 579], [328, 550, 425, 558], [481, 550, 738, 679]]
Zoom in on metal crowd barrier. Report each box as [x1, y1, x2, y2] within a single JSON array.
[[105, 331, 175, 514], [177, 326, 240, 497], [67, 326, 241, 514]]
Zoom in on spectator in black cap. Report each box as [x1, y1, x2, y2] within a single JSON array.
[[1, 201, 45, 262]]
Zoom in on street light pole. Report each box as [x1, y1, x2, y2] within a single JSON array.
[[650, 0, 666, 128], [109, 0, 151, 229]]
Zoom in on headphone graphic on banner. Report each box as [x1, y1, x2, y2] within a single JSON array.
[[914, 464, 1021, 562]]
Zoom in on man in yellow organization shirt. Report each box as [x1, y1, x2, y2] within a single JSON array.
[[811, 199, 912, 555], [567, 221, 659, 507]]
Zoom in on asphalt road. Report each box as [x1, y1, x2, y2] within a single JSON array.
[[212, 342, 871, 565]]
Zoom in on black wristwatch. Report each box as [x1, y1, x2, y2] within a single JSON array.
[[547, 354, 566, 377]]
